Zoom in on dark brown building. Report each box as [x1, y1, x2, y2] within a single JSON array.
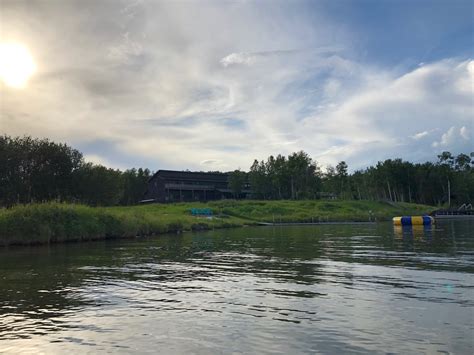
[[142, 170, 251, 203]]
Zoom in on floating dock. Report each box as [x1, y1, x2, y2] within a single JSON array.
[[257, 221, 376, 226]]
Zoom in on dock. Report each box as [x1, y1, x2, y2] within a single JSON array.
[[256, 221, 376, 226]]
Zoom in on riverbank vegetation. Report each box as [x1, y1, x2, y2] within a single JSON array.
[[0, 135, 151, 207], [243, 151, 474, 205], [212, 199, 434, 223], [1, 135, 473, 208], [0, 200, 435, 246], [0, 134, 469, 246], [0, 203, 244, 246]]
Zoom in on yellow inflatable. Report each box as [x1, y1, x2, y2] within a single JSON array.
[[393, 216, 434, 226]]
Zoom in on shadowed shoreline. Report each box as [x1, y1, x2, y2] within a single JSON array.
[[0, 200, 434, 246]]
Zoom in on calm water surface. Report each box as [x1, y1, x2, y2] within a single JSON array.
[[1, 220, 473, 354]]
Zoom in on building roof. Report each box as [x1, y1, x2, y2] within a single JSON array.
[[149, 169, 229, 182]]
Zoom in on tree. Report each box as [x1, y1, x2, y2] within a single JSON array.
[[0, 135, 83, 206], [287, 151, 308, 199], [437, 151, 454, 168], [2, 134, 474, 207], [72, 163, 124, 206], [248, 160, 269, 199], [335, 161, 349, 198], [121, 168, 152, 205], [228, 169, 247, 198], [455, 153, 471, 171]]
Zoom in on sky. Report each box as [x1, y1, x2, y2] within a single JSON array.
[[1, 0, 473, 172]]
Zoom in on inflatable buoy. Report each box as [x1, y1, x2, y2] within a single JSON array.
[[393, 216, 434, 226]]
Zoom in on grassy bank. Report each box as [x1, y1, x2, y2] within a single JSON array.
[[0, 200, 435, 246], [208, 199, 434, 223]]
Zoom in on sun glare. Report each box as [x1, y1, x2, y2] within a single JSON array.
[[0, 42, 36, 89]]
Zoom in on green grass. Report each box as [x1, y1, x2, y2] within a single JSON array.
[[208, 199, 435, 223], [0, 200, 436, 246]]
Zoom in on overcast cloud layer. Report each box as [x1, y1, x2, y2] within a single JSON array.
[[1, 0, 473, 171]]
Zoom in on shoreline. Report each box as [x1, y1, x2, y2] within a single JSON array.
[[256, 221, 376, 226], [0, 200, 435, 247]]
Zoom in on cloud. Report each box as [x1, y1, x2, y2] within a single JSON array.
[[1, 1, 472, 172], [220, 52, 257, 67], [220, 49, 303, 67], [460, 126, 470, 140], [432, 126, 472, 149], [297, 59, 474, 168], [201, 159, 220, 165], [220, 46, 343, 67], [83, 154, 117, 168], [200, 159, 229, 170], [107, 32, 144, 63], [411, 131, 429, 140]]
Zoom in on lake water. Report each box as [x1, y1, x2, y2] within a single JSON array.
[[0, 220, 473, 354]]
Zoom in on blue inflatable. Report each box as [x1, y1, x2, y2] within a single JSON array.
[[393, 216, 434, 226]]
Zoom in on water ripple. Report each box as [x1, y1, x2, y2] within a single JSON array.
[[1, 220, 473, 353]]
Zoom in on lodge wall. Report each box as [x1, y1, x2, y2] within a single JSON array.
[[143, 170, 250, 203]]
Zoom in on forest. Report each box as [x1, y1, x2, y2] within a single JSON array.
[[1, 135, 473, 207], [241, 150, 474, 206], [0, 135, 151, 207]]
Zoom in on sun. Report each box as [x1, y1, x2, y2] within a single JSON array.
[[0, 42, 36, 89]]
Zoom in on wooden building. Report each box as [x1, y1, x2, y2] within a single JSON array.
[[142, 170, 251, 203]]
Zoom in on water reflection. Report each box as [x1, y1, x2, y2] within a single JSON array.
[[0, 220, 473, 354], [393, 224, 434, 239]]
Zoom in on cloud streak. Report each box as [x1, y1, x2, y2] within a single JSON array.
[[220, 46, 342, 67], [1, 1, 472, 171]]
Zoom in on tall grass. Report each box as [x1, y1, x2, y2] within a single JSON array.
[[0, 203, 243, 246], [0, 200, 435, 246], [208, 199, 435, 223]]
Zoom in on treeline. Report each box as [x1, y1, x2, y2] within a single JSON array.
[[2, 135, 473, 208], [346, 152, 473, 205], [230, 151, 474, 206], [0, 135, 151, 207], [245, 151, 322, 200]]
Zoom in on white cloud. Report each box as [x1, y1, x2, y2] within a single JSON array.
[[83, 154, 126, 170], [411, 131, 429, 140], [220, 47, 342, 67], [220, 52, 256, 67], [107, 32, 143, 63], [467, 60, 474, 75], [432, 126, 472, 150], [460, 126, 470, 140], [1, 1, 472, 172], [297, 59, 474, 168], [434, 126, 457, 147]]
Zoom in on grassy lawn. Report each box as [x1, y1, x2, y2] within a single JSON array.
[[0, 200, 436, 246]]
